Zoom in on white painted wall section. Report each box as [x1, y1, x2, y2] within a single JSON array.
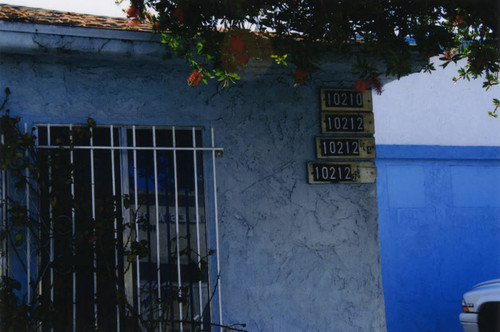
[[374, 57, 500, 146]]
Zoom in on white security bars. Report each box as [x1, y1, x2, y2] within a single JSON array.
[[0, 124, 223, 332]]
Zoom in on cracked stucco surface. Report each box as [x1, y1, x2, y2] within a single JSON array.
[[0, 48, 386, 331]]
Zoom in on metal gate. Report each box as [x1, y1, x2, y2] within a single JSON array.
[[0, 123, 223, 331]]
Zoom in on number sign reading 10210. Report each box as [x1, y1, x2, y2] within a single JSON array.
[[307, 161, 377, 184], [315, 137, 375, 159], [321, 89, 372, 111], [321, 112, 374, 134]]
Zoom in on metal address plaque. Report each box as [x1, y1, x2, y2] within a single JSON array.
[[307, 161, 377, 184], [321, 89, 372, 111], [315, 137, 375, 159], [321, 112, 374, 134]]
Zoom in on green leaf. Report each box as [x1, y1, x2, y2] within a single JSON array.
[[196, 42, 204, 54], [271, 54, 288, 65]]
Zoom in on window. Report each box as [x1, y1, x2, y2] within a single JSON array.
[[0, 123, 223, 332]]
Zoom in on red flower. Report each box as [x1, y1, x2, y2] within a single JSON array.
[[126, 18, 140, 28], [230, 36, 245, 54], [187, 71, 203, 87], [453, 15, 464, 25], [294, 69, 309, 85], [126, 6, 140, 18], [143, 12, 155, 23], [354, 79, 367, 92], [443, 51, 454, 60]]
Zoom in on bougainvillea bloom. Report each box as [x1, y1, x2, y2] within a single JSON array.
[[187, 71, 203, 86], [355, 79, 367, 92], [443, 51, 454, 60], [453, 15, 464, 25], [294, 69, 309, 85], [127, 18, 141, 28], [126, 6, 140, 18]]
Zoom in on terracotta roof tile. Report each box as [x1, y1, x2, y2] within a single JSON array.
[[0, 4, 152, 31]]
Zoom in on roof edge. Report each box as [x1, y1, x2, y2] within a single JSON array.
[[0, 21, 172, 62], [0, 20, 158, 42]]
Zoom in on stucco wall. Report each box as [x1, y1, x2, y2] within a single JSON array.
[[377, 146, 500, 332], [374, 58, 500, 332], [0, 27, 386, 331]]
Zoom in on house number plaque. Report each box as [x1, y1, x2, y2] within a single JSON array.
[[307, 162, 377, 184], [321, 112, 374, 134], [310, 87, 376, 184], [315, 137, 375, 159], [320, 89, 372, 111]]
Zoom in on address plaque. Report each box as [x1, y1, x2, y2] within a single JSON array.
[[320, 89, 372, 112], [307, 161, 377, 184], [321, 111, 374, 134], [315, 137, 376, 159]]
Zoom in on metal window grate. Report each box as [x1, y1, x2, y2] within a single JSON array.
[[0, 123, 223, 332]]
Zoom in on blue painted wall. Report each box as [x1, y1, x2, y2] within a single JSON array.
[[377, 145, 500, 332], [0, 23, 388, 330]]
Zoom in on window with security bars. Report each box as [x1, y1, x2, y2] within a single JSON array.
[[0, 123, 223, 332]]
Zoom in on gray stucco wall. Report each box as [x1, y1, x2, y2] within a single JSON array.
[[0, 25, 386, 331]]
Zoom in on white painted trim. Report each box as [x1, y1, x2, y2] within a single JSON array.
[[0, 20, 158, 42], [0, 20, 169, 60]]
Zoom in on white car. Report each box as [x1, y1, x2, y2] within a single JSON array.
[[460, 279, 500, 332]]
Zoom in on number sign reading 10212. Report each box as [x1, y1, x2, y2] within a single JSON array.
[[307, 161, 377, 184], [321, 89, 372, 111], [321, 112, 374, 134], [315, 137, 375, 159]]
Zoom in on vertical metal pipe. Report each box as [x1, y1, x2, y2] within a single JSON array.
[[89, 127, 98, 329], [211, 128, 223, 330], [110, 126, 120, 331], [34, 130, 42, 302], [69, 125, 76, 332], [119, 128, 134, 312], [172, 127, 184, 332], [192, 128, 204, 329], [47, 125, 54, 306], [152, 126, 162, 329], [47, 125, 55, 332], [24, 123, 31, 302], [0, 133, 5, 277], [132, 126, 141, 314]]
